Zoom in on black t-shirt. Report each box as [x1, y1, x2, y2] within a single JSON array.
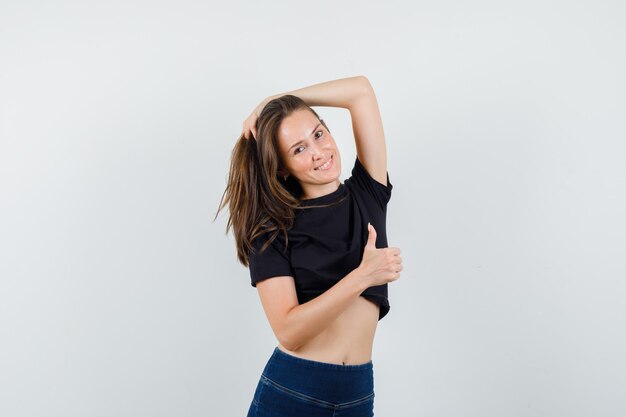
[[248, 156, 393, 320]]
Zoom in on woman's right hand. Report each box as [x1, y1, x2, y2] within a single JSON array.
[[242, 96, 273, 140], [357, 223, 402, 287]]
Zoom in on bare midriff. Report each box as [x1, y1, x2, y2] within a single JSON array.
[[277, 295, 379, 366]]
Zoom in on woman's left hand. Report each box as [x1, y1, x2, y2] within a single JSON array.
[[242, 97, 272, 140]]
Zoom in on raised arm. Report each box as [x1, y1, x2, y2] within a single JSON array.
[[266, 75, 369, 109]]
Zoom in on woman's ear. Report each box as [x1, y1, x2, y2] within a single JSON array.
[[277, 167, 289, 178]]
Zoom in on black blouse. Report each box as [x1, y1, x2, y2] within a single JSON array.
[[248, 155, 394, 320]]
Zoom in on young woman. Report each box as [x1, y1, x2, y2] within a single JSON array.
[[216, 75, 402, 416]]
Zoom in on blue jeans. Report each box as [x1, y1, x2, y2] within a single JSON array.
[[247, 346, 375, 417]]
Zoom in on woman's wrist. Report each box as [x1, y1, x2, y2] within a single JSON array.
[[349, 266, 372, 293]]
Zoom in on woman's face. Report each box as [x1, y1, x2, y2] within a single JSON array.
[[276, 108, 342, 199]]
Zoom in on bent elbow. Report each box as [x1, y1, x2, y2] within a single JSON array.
[[358, 75, 372, 90], [278, 333, 300, 351], [277, 323, 301, 351]]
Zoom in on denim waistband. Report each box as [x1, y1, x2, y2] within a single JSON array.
[[261, 346, 374, 403]]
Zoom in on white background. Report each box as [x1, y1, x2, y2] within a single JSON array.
[[1, 1, 625, 416]]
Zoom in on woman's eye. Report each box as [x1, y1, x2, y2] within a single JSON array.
[[294, 131, 324, 155]]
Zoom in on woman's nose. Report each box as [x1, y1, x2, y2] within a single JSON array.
[[307, 143, 325, 157]]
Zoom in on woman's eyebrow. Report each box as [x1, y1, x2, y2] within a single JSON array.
[[289, 123, 322, 151]]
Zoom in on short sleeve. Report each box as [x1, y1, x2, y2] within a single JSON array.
[[349, 156, 393, 209], [248, 233, 295, 287]]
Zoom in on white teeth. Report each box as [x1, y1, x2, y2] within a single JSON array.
[[315, 156, 332, 170]]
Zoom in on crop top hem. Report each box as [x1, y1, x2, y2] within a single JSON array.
[[360, 293, 390, 321]]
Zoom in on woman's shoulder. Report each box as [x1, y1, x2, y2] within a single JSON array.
[[344, 155, 393, 209]]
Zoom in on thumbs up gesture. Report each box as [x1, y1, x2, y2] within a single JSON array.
[[357, 222, 403, 287]]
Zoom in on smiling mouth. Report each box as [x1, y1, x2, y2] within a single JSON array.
[[314, 155, 333, 171]]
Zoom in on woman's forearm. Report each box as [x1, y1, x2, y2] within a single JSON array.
[[279, 268, 370, 351], [267, 75, 371, 109]]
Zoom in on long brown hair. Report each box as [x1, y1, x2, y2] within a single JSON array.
[[213, 94, 345, 266]]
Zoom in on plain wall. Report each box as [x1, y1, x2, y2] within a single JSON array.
[[1, 0, 624, 416]]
